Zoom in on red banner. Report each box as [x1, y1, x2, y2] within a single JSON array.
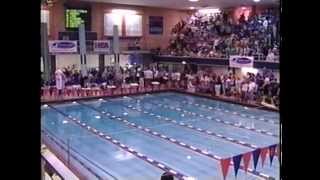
[[242, 152, 252, 173], [220, 158, 231, 180]]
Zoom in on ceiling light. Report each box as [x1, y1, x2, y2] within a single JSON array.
[[111, 9, 137, 15], [198, 8, 221, 14], [189, 7, 195, 10], [189, 0, 199, 2], [253, 0, 260, 2]]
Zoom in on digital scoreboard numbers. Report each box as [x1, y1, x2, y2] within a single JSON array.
[[66, 9, 88, 30]]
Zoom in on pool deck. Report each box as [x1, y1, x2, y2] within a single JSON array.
[[41, 145, 79, 180]]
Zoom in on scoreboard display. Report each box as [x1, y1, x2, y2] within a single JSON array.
[[65, 8, 91, 31]]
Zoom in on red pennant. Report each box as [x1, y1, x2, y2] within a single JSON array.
[[242, 152, 251, 173], [260, 147, 269, 167], [220, 158, 231, 180]]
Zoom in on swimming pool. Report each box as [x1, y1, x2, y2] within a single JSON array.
[[41, 92, 280, 180]]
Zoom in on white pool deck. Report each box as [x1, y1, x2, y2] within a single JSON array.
[[41, 145, 79, 180]]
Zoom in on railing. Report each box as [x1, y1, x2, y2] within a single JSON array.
[[157, 53, 279, 62], [42, 128, 118, 180], [41, 80, 278, 111]]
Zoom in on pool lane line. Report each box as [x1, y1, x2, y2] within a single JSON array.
[[180, 100, 279, 124], [42, 128, 119, 180], [159, 102, 278, 137], [175, 96, 279, 124], [136, 99, 279, 138], [45, 104, 189, 180], [76, 102, 273, 180], [84, 99, 261, 149], [142, 94, 279, 125], [122, 104, 263, 149]]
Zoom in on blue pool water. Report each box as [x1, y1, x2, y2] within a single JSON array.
[[41, 92, 280, 180]]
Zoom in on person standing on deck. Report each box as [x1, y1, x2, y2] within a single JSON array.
[[55, 69, 66, 99]]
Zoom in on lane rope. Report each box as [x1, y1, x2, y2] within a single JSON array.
[[46, 104, 189, 180], [77, 101, 273, 180]]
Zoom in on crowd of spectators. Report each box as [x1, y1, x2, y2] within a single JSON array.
[[163, 8, 279, 62], [42, 64, 279, 108], [185, 68, 279, 107]]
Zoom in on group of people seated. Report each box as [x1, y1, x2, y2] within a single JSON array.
[[161, 8, 279, 62]]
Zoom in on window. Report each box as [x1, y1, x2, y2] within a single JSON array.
[[125, 15, 142, 37], [104, 13, 123, 36]]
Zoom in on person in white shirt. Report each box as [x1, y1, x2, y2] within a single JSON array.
[[55, 69, 66, 98], [187, 80, 196, 93], [248, 81, 257, 101], [266, 49, 275, 62], [263, 18, 268, 29], [175, 71, 181, 88], [241, 82, 249, 102], [143, 69, 153, 88]]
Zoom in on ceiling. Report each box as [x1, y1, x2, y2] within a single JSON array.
[[80, 0, 279, 10]]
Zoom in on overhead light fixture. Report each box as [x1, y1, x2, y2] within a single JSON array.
[[241, 7, 246, 10], [189, 7, 195, 10], [253, 0, 260, 2], [111, 9, 137, 15], [189, 0, 199, 2], [198, 8, 221, 14]]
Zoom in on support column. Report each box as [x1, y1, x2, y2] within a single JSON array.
[[50, 55, 56, 77], [41, 22, 51, 81], [79, 24, 88, 76], [99, 54, 105, 72], [113, 25, 120, 75]]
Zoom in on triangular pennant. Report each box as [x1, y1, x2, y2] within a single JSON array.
[[242, 152, 251, 174], [269, 144, 277, 166], [232, 154, 243, 177], [276, 144, 281, 163], [260, 147, 269, 167], [220, 158, 231, 180], [252, 148, 261, 171], [276, 144, 280, 157]]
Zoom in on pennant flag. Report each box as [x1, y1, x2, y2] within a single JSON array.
[[260, 147, 269, 167], [276, 144, 280, 157], [242, 152, 251, 173], [232, 154, 242, 177], [269, 144, 277, 166], [276, 144, 281, 163], [220, 158, 231, 180], [252, 148, 261, 171]]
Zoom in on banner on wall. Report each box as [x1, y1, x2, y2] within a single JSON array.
[[93, 40, 111, 53], [49, 40, 77, 53], [149, 16, 163, 35], [229, 56, 254, 68]]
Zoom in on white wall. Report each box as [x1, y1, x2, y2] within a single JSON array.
[[55, 54, 99, 69], [56, 54, 80, 69], [105, 55, 115, 66], [86, 54, 99, 68]]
